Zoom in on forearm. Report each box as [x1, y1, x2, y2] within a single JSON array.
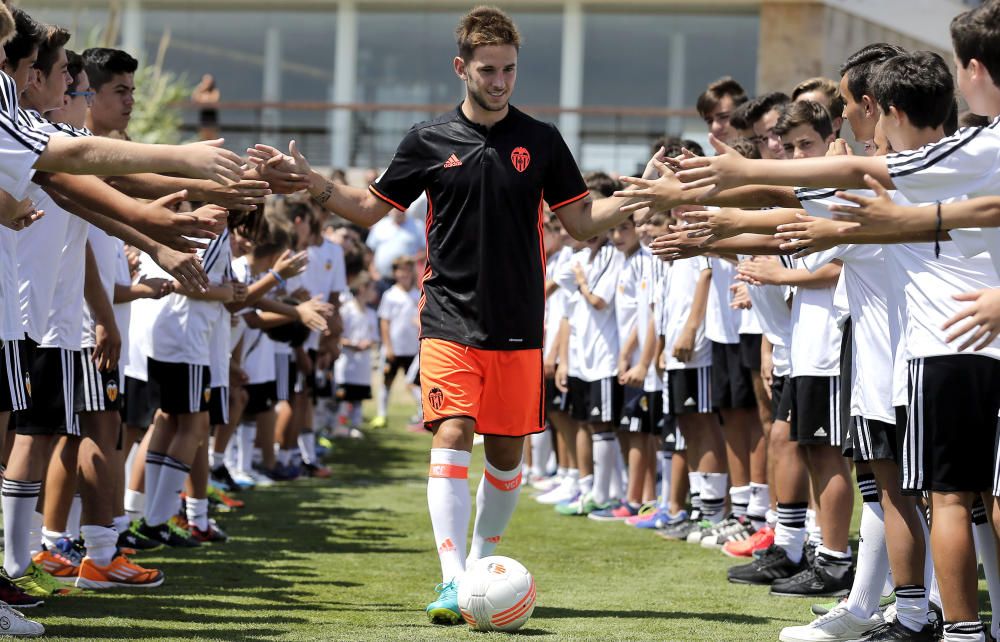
[[108, 173, 210, 201], [787, 264, 841, 288], [709, 234, 788, 255], [83, 244, 115, 325], [36, 172, 146, 230], [42, 184, 159, 255], [740, 156, 890, 190], [38, 136, 186, 177], [255, 297, 300, 320], [175, 283, 231, 301], [684, 272, 711, 332], [559, 196, 634, 242], [620, 327, 639, 363], [226, 274, 282, 312], [731, 209, 804, 235], [703, 185, 802, 209], [637, 319, 657, 370], [557, 318, 570, 366], [380, 320, 392, 349], [579, 284, 608, 310], [307, 170, 391, 228], [254, 310, 298, 328], [114, 283, 153, 304]]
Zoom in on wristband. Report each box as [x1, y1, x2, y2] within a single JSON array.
[[268, 269, 286, 287]]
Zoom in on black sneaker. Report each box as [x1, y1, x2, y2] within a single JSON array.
[[728, 544, 805, 585], [770, 556, 853, 597], [860, 620, 937, 641], [211, 465, 239, 493], [656, 519, 703, 541], [118, 526, 161, 551], [136, 517, 201, 548]]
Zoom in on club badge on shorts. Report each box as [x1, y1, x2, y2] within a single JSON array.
[[106, 380, 119, 402], [203, 387, 212, 403], [428, 387, 445, 411]]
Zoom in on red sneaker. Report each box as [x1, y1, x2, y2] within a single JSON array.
[[723, 525, 774, 558]]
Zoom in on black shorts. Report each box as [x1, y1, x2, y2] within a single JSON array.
[[14, 340, 80, 436], [274, 353, 294, 403], [771, 376, 793, 424], [76, 348, 123, 413], [739, 333, 762, 373], [384, 355, 416, 383], [544, 377, 567, 412], [838, 320, 854, 454], [208, 385, 229, 426], [711, 342, 756, 410], [147, 358, 210, 415], [0, 339, 29, 412], [619, 386, 662, 434], [337, 383, 372, 402], [851, 417, 897, 463], [243, 381, 277, 416], [124, 376, 159, 429], [666, 366, 713, 416], [567, 376, 622, 423], [657, 411, 683, 451], [901, 355, 1000, 493], [788, 375, 842, 447]]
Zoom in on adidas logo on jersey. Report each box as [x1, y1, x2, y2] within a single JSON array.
[[815, 427, 828, 437], [443, 153, 463, 168]]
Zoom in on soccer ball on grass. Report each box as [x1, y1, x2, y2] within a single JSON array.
[[458, 556, 536, 632]]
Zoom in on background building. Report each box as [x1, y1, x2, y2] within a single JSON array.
[[29, 0, 966, 174]]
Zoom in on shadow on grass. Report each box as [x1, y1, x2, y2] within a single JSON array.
[[533, 606, 771, 625]]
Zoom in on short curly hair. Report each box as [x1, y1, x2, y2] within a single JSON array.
[[456, 6, 521, 61]]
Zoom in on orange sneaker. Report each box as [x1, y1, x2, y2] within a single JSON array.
[[723, 525, 774, 558], [207, 485, 244, 509], [32, 549, 79, 583], [75, 555, 164, 589]]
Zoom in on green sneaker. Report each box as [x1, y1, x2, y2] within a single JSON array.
[[12, 562, 79, 597], [555, 492, 609, 516], [370, 416, 387, 429], [426, 579, 461, 625]]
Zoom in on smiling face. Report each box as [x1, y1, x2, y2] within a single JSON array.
[[610, 218, 639, 255], [752, 108, 787, 160], [455, 44, 517, 115]]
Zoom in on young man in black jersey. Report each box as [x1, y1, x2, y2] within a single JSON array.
[[248, 5, 645, 625]]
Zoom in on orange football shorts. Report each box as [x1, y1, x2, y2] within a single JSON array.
[[419, 338, 544, 437]]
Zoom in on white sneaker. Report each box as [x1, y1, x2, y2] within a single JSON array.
[[530, 473, 562, 493], [0, 604, 44, 637], [238, 469, 275, 488], [230, 470, 257, 488], [778, 605, 884, 642], [536, 477, 578, 505]]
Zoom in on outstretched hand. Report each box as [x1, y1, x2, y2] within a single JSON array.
[[674, 134, 748, 199], [828, 175, 918, 234]]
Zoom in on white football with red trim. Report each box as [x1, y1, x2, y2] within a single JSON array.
[[458, 556, 536, 632]]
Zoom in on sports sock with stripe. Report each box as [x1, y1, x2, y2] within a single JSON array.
[[846, 473, 888, 619], [747, 482, 770, 529], [144, 451, 166, 511], [658, 451, 672, 507], [894, 584, 929, 632], [298, 431, 317, 466], [2, 479, 42, 578], [185, 496, 210, 532], [699, 472, 728, 524], [590, 432, 617, 505], [468, 459, 522, 567], [775, 502, 808, 563], [427, 448, 471, 583], [146, 455, 190, 527], [729, 485, 750, 518], [942, 621, 986, 642], [688, 471, 703, 516]]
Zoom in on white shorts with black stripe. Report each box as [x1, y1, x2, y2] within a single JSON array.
[[75, 348, 123, 413], [665, 366, 713, 416], [0, 339, 29, 412]]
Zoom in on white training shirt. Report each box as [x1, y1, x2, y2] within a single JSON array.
[[559, 243, 622, 382], [739, 255, 793, 378], [663, 256, 712, 371], [704, 257, 741, 345], [301, 239, 347, 352], [111, 242, 132, 370], [335, 293, 379, 386], [635, 247, 665, 392], [543, 247, 572, 362], [124, 254, 170, 383], [377, 284, 420, 358], [147, 228, 233, 366], [614, 247, 647, 365], [81, 227, 121, 351], [789, 256, 841, 378], [232, 255, 276, 385]]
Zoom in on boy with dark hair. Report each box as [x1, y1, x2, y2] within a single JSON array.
[[772, 100, 836, 159], [745, 92, 791, 160], [791, 77, 845, 137], [697, 76, 749, 144], [81, 47, 136, 136]]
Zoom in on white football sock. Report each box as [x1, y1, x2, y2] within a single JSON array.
[[2, 479, 41, 578], [209, 450, 224, 470], [277, 449, 292, 467], [113, 514, 130, 535], [688, 471, 703, 514], [41, 527, 68, 552], [806, 508, 823, 546], [146, 456, 190, 527], [144, 451, 166, 508], [729, 485, 750, 518], [66, 494, 82, 539], [298, 432, 317, 466], [845, 496, 888, 618], [428, 448, 471, 583], [699, 472, 728, 523], [658, 451, 672, 507], [747, 482, 770, 529], [224, 437, 238, 471], [530, 430, 552, 478], [610, 442, 627, 501], [124, 489, 145, 521], [578, 474, 594, 498], [894, 584, 929, 632], [377, 380, 389, 418], [185, 496, 210, 532], [591, 432, 616, 505], [942, 621, 986, 642], [468, 459, 522, 566], [972, 504, 1000, 639], [775, 502, 808, 563], [81, 524, 118, 567], [237, 423, 255, 473]]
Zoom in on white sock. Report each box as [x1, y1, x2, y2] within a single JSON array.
[[28, 511, 43, 558], [277, 449, 292, 467], [942, 621, 986, 641], [41, 527, 68, 551], [591, 432, 616, 505], [146, 455, 190, 526], [350, 404, 363, 427], [918, 506, 941, 608], [67, 494, 82, 539], [658, 451, 672, 507], [775, 502, 808, 563], [113, 514, 130, 534], [972, 505, 1000, 638], [556, 466, 568, 480], [224, 437, 238, 470], [846, 497, 889, 618], [2, 479, 41, 578], [747, 482, 770, 529], [209, 450, 224, 469], [81, 524, 118, 567], [894, 584, 929, 632], [578, 474, 594, 497], [185, 496, 210, 532], [530, 431, 552, 478], [144, 451, 166, 508], [124, 489, 146, 521], [428, 448, 472, 583], [729, 485, 750, 518], [806, 508, 823, 546], [298, 432, 317, 466], [468, 460, 522, 566], [237, 423, 255, 473], [610, 442, 627, 501], [688, 471, 703, 514], [377, 379, 389, 417], [699, 472, 728, 523], [252, 447, 262, 466], [765, 509, 778, 528]]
